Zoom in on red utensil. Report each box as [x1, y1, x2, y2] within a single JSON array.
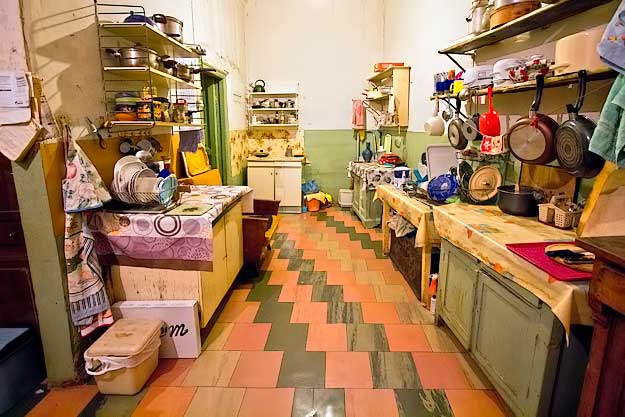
[[479, 85, 501, 136]]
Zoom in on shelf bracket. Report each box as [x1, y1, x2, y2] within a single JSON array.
[[439, 52, 474, 73]]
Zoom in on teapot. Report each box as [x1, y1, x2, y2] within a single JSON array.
[[253, 80, 266, 92]]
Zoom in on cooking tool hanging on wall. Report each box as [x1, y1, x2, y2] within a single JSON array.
[[479, 85, 501, 137], [507, 74, 558, 165], [554, 70, 605, 178], [447, 98, 468, 150]]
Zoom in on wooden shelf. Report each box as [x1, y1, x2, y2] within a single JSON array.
[[365, 94, 392, 102], [429, 68, 617, 100], [249, 92, 298, 97], [368, 66, 411, 84], [439, 0, 613, 54], [250, 123, 298, 128], [104, 120, 204, 131], [99, 23, 202, 58], [103, 66, 201, 90], [248, 108, 299, 111]]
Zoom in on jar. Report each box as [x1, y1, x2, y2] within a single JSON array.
[[152, 100, 163, 121], [172, 99, 188, 123], [137, 100, 153, 120]]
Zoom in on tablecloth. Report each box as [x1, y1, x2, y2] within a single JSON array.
[[432, 203, 592, 333], [349, 161, 394, 190], [90, 185, 253, 271]]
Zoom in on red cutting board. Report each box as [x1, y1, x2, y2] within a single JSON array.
[[506, 242, 592, 282]]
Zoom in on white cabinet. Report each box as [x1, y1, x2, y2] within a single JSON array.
[[247, 159, 302, 213]]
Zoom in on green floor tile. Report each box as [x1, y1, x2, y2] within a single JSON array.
[[288, 258, 315, 271], [265, 323, 309, 352], [298, 271, 327, 286], [370, 352, 421, 389], [346, 324, 389, 351], [254, 300, 294, 323], [278, 248, 304, 259], [292, 388, 346, 417], [278, 351, 325, 388], [312, 285, 343, 303], [246, 282, 282, 302], [327, 301, 363, 324], [78, 389, 148, 417], [394, 389, 454, 417]]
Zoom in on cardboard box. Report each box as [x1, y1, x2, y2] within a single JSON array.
[[112, 300, 201, 358]]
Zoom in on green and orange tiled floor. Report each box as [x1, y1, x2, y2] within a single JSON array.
[[17, 207, 511, 417]]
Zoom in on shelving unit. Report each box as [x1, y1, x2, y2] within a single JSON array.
[[364, 66, 411, 128], [95, 4, 205, 132], [247, 89, 299, 129]]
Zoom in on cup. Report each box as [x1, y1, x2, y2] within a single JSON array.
[[424, 116, 445, 136]]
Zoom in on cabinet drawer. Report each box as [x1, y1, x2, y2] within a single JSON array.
[[0, 222, 24, 246]]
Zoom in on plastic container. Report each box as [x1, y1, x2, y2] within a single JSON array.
[[84, 319, 162, 395], [339, 189, 353, 207], [306, 198, 321, 212]]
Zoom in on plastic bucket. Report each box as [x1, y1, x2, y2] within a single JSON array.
[[339, 189, 353, 207]]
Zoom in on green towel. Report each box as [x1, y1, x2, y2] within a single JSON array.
[[590, 74, 625, 167]]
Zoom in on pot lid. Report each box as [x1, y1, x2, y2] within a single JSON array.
[[468, 165, 502, 202]]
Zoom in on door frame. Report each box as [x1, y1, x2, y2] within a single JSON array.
[[202, 68, 230, 182]]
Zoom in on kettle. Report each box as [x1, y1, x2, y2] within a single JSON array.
[[253, 80, 266, 92]]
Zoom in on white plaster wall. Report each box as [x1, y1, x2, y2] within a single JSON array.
[[383, 0, 472, 132], [245, 0, 384, 130], [20, 0, 248, 135]]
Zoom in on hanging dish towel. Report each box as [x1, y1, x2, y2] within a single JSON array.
[[589, 74, 625, 167], [597, 1, 625, 74], [179, 129, 204, 153], [352, 99, 364, 129], [62, 140, 111, 212]]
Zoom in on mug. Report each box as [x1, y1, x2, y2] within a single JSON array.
[[450, 80, 465, 95], [424, 115, 445, 136]]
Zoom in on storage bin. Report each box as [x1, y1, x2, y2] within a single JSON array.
[[0, 328, 45, 414], [339, 189, 353, 207], [84, 319, 162, 395], [306, 198, 321, 212]]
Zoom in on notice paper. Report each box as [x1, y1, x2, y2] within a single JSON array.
[[0, 71, 32, 125]]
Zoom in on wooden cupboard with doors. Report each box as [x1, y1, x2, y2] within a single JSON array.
[[247, 159, 302, 213], [111, 201, 244, 327], [351, 173, 382, 229], [437, 239, 588, 417]]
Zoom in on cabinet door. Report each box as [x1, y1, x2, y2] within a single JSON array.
[[438, 240, 479, 349], [199, 217, 228, 327], [274, 166, 301, 207], [472, 269, 561, 417], [247, 166, 275, 200], [225, 202, 243, 286]]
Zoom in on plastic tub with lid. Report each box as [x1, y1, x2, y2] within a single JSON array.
[[84, 319, 162, 395]]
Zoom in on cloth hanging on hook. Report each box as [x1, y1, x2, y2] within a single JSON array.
[[589, 74, 625, 167], [597, 1, 625, 74]]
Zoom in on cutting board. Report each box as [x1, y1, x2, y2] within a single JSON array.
[[506, 241, 592, 281], [520, 164, 577, 201]]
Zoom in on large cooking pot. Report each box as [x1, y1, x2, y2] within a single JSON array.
[[497, 185, 543, 216], [152, 14, 183, 42], [176, 63, 193, 81], [106, 46, 161, 69]]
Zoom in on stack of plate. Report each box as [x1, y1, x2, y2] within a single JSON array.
[[111, 156, 178, 206]]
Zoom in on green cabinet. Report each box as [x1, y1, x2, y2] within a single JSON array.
[[351, 174, 382, 228], [437, 240, 479, 349]]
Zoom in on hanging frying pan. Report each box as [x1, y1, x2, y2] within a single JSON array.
[[554, 70, 605, 178], [448, 97, 468, 150], [507, 74, 559, 165]]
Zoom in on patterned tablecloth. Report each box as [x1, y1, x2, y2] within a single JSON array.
[[349, 161, 394, 190], [432, 203, 591, 333], [90, 185, 253, 271]]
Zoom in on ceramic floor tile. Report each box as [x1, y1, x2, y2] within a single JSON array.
[[326, 271, 358, 286], [445, 390, 509, 417], [385, 324, 432, 352], [327, 249, 352, 260], [454, 353, 493, 389], [346, 323, 389, 352], [148, 359, 194, 387], [343, 285, 377, 302], [26, 386, 99, 417], [355, 271, 387, 285], [291, 302, 328, 324], [278, 351, 326, 388], [422, 325, 465, 353], [182, 351, 240, 387], [216, 301, 260, 323], [369, 352, 421, 389], [411, 352, 473, 389], [312, 285, 344, 303], [82, 390, 148, 417], [327, 301, 363, 324], [394, 389, 454, 417], [279, 284, 313, 302], [395, 302, 434, 325], [291, 388, 346, 417], [382, 270, 407, 285], [314, 259, 343, 272], [307, 323, 348, 351], [237, 388, 295, 417], [229, 351, 283, 388], [268, 271, 300, 286], [254, 300, 294, 324], [373, 285, 410, 302], [361, 302, 401, 324], [289, 258, 315, 271], [278, 248, 304, 259], [183, 387, 245, 417], [202, 323, 235, 351], [298, 271, 328, 286], [265, 322, 309, 352], [131, 386, 196, 417], [229, 288, 251, 301], [302, 249, 329, 260], [326, 352, 373, 389], [266, 258, 291, 271], [344, 389, 400, 417], [223, 323, 271, 351]]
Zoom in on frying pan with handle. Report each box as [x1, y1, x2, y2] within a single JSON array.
[[507, 74, 559, 165], [448, 97, 468, 150], [554, 70, 605, 178]]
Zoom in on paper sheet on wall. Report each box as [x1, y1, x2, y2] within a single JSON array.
[[0, 121, 46, 161], [0, 71, 31, 125]]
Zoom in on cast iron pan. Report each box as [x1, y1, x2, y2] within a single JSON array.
[[507, 74, 559, 164], [555, 70, 605, 178]]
